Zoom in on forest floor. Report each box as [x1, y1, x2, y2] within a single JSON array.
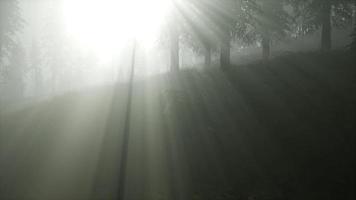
[[0, 51, 355, 200]]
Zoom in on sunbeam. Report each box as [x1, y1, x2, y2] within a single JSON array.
[[62, 0, 172, 60], [0, 0, 355, 199]]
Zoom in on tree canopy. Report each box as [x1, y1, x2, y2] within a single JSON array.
[[0, 0, 23, 57]]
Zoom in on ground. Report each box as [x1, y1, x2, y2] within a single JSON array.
[[0, 51, 355, 200]]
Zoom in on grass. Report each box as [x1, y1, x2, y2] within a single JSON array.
[[0, 51, 355, 200]]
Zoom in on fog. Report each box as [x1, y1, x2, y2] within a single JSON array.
[[0, 0, 355, 200], [1, 0, 354, 105]]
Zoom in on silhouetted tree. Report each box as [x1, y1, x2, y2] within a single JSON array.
[[169, 1, 181, 72], [240, 0, 290, 60], [321, 0, 333, 51], [288, 0, 354, 51], [351, 23, 356, 51], [170, 22, 180, 72], [218, 0, 237, 69], [179, 0, 219, 66], [351, 0, 356, 51]]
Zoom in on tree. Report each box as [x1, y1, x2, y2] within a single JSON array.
[[351, 0, 356, 52], [218, 0, 237, 69], [178, 0, 219, 66], [0, 0, 23, 80], [0, 0, 23, 102], [168, 0, 182, 72], [170, 20, 180, 72], [350, 22, 356, 51], [41, 1, 70, 94], [0, 0, 23, 58], [168, 0, 218, 70], [288, 0, 354, 51], [4, 43, 27, 100], [320, 0, 333, 51], [186, 0, 237, 69], [29, 39, 43, 97], [261, 0, 290, 59], [238, 0, 290, 60], [172, 0, 264, 69]]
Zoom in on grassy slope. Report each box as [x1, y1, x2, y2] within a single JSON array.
[[0, 51, 355, 200]]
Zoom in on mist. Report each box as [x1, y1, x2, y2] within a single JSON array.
[[1, 0, 355, 200]]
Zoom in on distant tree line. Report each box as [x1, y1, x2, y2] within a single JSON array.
[[0, 0, 355, 103], [169, 0, 355, 71], [0, 0, 24, 101], [0, 0, 98, 103]]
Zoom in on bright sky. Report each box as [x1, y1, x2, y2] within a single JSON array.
[[62, 0, 172, 62]]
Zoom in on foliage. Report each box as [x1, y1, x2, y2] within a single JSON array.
[[0, 0, 23, 58], [178, 0, 292, 60], [287, 0, 354, 37], [0, 0, 24, 101], [178, 0, 228, 55], [234, 0, 292, 44], [183, 0, 292, 47]]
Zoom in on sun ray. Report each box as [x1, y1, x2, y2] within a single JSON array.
[[62, 0, 172, 62]]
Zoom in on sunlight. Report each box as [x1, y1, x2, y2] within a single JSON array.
[[62, 0, 172, 61]]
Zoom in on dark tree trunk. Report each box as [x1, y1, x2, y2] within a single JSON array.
[[262, 35, 271, 60], [321, 0, 332, 51], [351, 25, 356, 51], [170, 24, 179, 72], [204, 45, 211, 66], [220, 30, 230, 70]]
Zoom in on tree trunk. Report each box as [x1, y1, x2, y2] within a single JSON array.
[[262, 35, 271, 60], [220, 30, 230, 70], [352, 3, 356, 30], [170, 24, 179, 72], [321, 0, 332, 51], [204, 45, 211, 66], [34, 67, 42, 97], [0, 41, 2, 57]]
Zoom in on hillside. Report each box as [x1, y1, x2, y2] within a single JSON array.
[[0, 51, 355, 200]]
